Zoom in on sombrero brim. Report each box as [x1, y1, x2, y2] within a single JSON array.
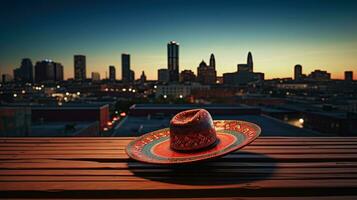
[[126, 120, 261, 165]]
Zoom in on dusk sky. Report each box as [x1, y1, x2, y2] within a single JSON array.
[[0, 0, 356, 80]]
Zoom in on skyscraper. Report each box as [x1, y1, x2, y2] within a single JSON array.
[[54, 62, 64, 82], [294, 64, 303, 81], [122, 54, 131, 83], [238, 52, 253, 73], [20, 58, 33, 83], [109, 65, 116, 81], [35, 60, 55, 83], [167, 41, 179, 82], [247, 51, 253, 71], [209, 53, 215, 69], [74, 55, 86, 81]]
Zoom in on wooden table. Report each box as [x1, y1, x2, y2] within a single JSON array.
[[1, 137, 357, 199]]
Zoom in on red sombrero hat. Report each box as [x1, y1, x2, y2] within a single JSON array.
[[126, 109, 261, 164]]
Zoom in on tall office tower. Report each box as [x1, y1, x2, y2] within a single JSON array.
[[122, 54, 131, 83], [209, 53, 215, 69], [35, 60, 55, 83], [158, 68, 169, 83], [54, 62, 64, 82], [91, 72, 101, 82], [167, 41, 179, 82], [74, 55, 86, 81], [247, 52, 253, 71], [20, 58, 33, 83], [294, 64, 303, 81], [345, 71, 353, 81], [109, 65, 116, 81]]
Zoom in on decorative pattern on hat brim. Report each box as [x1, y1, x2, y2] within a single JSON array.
[[126, 120, 261, 165]]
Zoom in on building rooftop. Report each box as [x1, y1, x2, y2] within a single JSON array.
[[1, 103, 109, 109]]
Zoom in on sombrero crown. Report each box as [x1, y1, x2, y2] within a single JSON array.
[[170, 109, 217, 151]]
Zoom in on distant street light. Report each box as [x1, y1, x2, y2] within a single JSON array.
[[299, 118, 304, 124]]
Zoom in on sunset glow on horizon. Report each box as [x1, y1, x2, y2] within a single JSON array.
[[0, 0, 356, 80]]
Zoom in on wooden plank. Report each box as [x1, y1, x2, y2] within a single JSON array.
[[2, 173, 357, 182], [1, 179, 357, 191], [1, 148, 357, 155], [1, 137, 357, 199], [0, 167, 357, 176], [1, 160, 356, 169], [1, 153, 357, 160], [1, 141, 357, 147], [2, 137, 357, 143], [1, 145, 357, 151]]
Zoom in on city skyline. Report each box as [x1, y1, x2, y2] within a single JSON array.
[[1, 0, 357, 80]]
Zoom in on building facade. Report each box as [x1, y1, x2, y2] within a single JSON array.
[[140, 71, 147, 83], [167, 41, 179, 82], [155, 83, 210, 98], [74, 55, 86, 81], [54, 62, 64, 82], [35, 60, 63, 83], [122, 54, 131, 83], [294, 64, 303, 81], [180, 70, 196, 82], [109, 65, 116, 81], [345, 71, 353, 81], [308, 70, 331, 81], [91, 72, 101, 82], [158, 68, 169, 83], [12, 58, 33, 83]]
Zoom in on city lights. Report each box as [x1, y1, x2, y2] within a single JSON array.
[[13, 93, 17, 97], [299, 118, 304, 124]]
